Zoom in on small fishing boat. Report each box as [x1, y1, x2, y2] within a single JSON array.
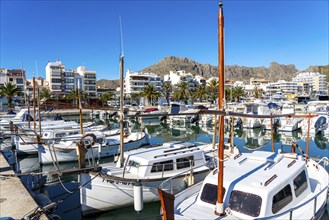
[[38, 131, 149, 164], [79, 141, 240, 215]]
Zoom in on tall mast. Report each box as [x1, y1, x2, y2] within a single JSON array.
[[216, 1, 225, 216], [119, 16, 125, 168]]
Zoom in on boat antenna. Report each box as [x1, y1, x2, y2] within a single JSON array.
[[215, 1, 226, 216], [119, 16, 124, 58], [119, 16, 125, 167]]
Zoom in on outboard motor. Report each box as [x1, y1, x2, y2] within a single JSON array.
[[314, 116, 327, 134], [54, 114, 63, 121]]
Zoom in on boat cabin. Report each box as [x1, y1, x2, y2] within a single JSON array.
[[196, 151, 311, 218], [114, 141, 209, 178]]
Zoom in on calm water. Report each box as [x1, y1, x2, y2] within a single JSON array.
[[2, 118, 329, 220]]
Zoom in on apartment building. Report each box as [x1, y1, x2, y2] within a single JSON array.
[[77, 66, 96, 98], [45, 61, 97, 98], [124, 69, 162, 95], [292, 72, 327, 94], [0, 68, 26, 91], [164, 70, 196, 92]]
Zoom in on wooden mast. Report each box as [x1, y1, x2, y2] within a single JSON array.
[[119, 16, 125, 168], [33, 76, 36, 130], [215, 1, 225, 216], [78, 79, 83, 134]]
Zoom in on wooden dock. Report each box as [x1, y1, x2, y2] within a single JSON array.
[[0, 152, 47, 219]]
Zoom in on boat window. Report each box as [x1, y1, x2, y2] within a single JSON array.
[[176, 156, 194, 170], [200, 183, 225, 205], [43, 133, 48, 137], [55, 133, 65, 138], [96, 138, 103, 144], [229, 190, 262, 217], [128, 160, 140, 167], [294, 170, 308, 197], [272, 184, 293, 214], [151, 160, 173, 173]]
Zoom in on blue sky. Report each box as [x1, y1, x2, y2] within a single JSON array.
[[1, 0, 328, 80]]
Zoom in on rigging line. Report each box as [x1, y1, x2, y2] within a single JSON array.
[[56, 172, 100, 207], [58, 176, 74, 194]]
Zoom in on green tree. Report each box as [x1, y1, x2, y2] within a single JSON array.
[[99, 93, 113, 106], [130, 93, 140, 105], [66, 89, 87, 108], [40, 89, 52, 109], [162, 83, 172, 104], [0, 82, 20, 107], [225, 87, 233, 102], [194, 85, 207, 102], [206, 78, 219, 103], [173, 81, 191, 103], [253, 87, 264, 99], [232, 86, 246, 102], [140, 85, 161, 106]]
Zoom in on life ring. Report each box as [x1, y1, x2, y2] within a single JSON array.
[[81, 133, 97, 147]]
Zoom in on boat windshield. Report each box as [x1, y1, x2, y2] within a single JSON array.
[[228, 190, 262, 217], [200, 183, 226, 205]]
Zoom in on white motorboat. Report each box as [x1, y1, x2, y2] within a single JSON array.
[[168, 103, 200, 125], [79, 141, 240, 215], [38, 131, 149, 164], [242, 103, 269, 129], [279, 103, 303, 132]]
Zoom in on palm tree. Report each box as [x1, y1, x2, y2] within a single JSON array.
[[99, 93, 113, 107], [232, 86, 246, 102], [130, 93, 140, 105], [67, 89, 87, 108], [40, 89, 52, 109], [253, 87, 264, 99], [173, 81, 191, 103], [140, 85, 161, 106], [0, 82, 20, 107], [194, 85, 207, 102], [206, 78, 219, 103], [225, 87, 233, 102], [162, 83, 172, 104]]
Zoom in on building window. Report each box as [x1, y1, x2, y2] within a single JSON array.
[[52, 78, 61, 83], [16, 78, 23, 84], [52, 85, 61, 90]]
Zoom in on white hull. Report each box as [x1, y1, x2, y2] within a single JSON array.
[[80, 170, 210, 215], [39, 133, 149, 164]]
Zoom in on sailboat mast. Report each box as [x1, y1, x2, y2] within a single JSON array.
[[216, 1, 225, 216], [119, 17, 125, 167]]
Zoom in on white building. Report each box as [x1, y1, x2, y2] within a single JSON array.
[[0, 68, 26, 91], [292, 72, 327, 94], [164, 70, 197, 92], [124, 70, 162, 95], [46, 61, 97, 98]]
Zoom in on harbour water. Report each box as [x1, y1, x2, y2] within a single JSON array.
[[1, 117, 329, 219]]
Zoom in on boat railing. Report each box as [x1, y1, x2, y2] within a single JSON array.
[[254, 185, 328, 220]]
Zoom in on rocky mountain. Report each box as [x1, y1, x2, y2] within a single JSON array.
[[141, 56, 299, 83], [96, 79, 120, 90], [97, 56, 328, 88]]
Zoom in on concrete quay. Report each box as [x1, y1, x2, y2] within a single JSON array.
[[0, 152, 47, 219]]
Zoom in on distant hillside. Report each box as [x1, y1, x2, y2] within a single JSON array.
[[97, 56, 328, 88], [141, 56, 299, 83], [304, 65, 329, 83], [96, 79, 120, 90]]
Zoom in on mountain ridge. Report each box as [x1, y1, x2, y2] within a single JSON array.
[[96, 56, 328, 89]]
